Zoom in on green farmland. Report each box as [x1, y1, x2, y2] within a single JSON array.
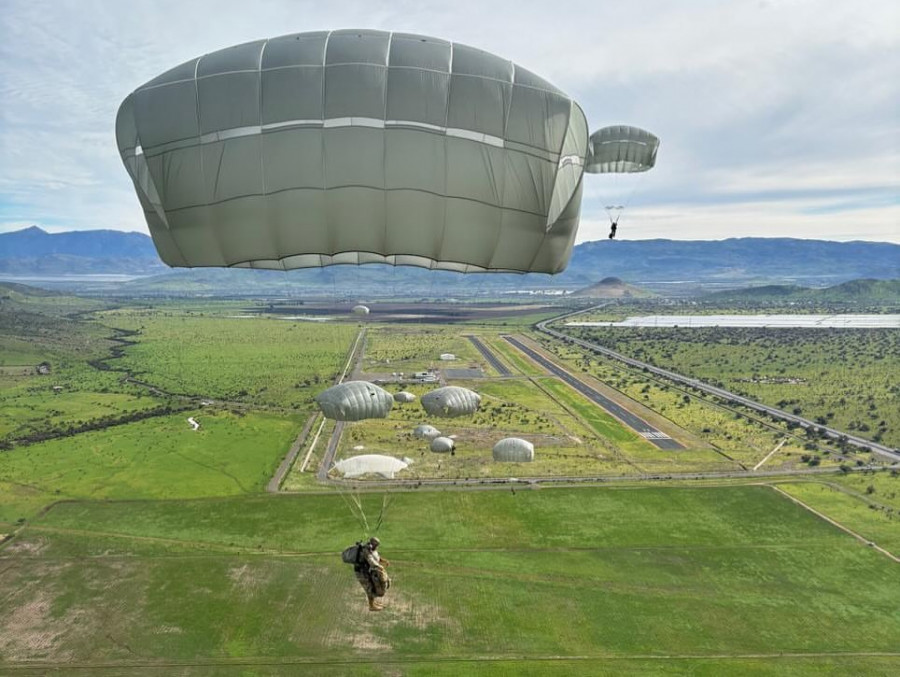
[[2, 290, 899, 675], [2, 486, 899, 675]]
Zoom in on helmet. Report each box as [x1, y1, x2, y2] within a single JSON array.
[[369, 536, 381, 548]]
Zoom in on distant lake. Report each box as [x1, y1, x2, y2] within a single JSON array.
[[567, 314, 900, 329]]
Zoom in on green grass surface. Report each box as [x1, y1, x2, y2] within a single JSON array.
[[2, 486, 899, 673], [777, 476, 900, 554], [102, 312, 358, 408], [363, 326, 483, 374], [0, 409, 301, 522]]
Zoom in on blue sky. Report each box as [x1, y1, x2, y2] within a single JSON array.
[[1, 0, 897, 243]]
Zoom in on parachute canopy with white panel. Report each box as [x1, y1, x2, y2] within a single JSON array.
[[492, 437, 534, 462], [351, 304, 370, 315], [315, 381, 394, 421], [421, 386, 481, 417], [116, 30, 658, 275]]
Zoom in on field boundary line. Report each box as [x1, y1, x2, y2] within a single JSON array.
[[770, 485, 900, 563], [3, 650, 899, 671]]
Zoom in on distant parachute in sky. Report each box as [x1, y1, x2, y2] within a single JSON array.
[[116, 29, 659, 275], [584, 126, 659, 174], [315, 380, 393, 421], [421, 386, 481, 417]]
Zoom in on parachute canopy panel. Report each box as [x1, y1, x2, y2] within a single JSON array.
[[115, 29, 592, 275], [429, 436, 456, 453], [584, 126, 659, 174], [421, 386, 481, 418], [351, 305, 370, 315], [333, 454, 408, 479], [315, 381, 394, 421], [394, 391, 416, 403], [413, 424, 442, 439], [492, 437, 534, 462]]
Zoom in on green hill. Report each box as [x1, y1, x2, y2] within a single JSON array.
[[571, 276, 656, 299]]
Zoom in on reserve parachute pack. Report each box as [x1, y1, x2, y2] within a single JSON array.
[[341, 542, 363, 565]]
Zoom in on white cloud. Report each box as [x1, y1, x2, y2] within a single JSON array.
[[0, 0, 897, 242]]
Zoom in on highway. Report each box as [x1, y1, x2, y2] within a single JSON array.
[[536, 308, 900, 464], [503, 335, 684, 451], [466, 335, 511, 376]]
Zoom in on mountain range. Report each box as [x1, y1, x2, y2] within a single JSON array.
[[1, 226, 898, 295]]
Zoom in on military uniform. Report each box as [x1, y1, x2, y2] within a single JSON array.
[[354, 538, 391, 610]]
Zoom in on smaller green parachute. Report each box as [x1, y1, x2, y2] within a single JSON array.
[[585, 126, 659, 174]]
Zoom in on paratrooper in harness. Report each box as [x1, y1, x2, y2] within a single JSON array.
[[344, 537, 391, 611]]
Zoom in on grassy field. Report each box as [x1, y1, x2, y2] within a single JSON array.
[[2, 485, 899, 674], [100, 310, 358, 408], [0, 409, 301, 523], [777, 469, 900, 553], [362, 326, 483, 374], [317, 376, 643, 481], [562, 324, 900, 448]]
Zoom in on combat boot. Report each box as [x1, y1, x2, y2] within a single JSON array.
[[368, 598, 383, 611]]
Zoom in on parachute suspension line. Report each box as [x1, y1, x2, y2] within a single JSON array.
[[370, 493, 391, 535], [335, 481, 370, 534]]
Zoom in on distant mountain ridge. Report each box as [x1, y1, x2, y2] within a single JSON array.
[[1, 227, 898, 292], [705, 279, 900, 303], [0, 226, 164, 275]]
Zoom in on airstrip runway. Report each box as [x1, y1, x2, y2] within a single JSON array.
[[466, 335, 511, 376], [502, 335, 684, 451]]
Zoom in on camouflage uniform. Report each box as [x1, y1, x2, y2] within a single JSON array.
[[354, 540, 390, 607]]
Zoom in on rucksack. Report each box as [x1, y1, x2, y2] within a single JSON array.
[[341, 542, 362, 565]]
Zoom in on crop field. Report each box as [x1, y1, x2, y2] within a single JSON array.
[[561, 325, 900, 448], [2, 485, 899, 675], [0, 409, 301, 523], [99, 311, 358, 408]]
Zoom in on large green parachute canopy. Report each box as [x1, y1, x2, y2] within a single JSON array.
[[315, 381, 394, 421], [492, 437, 535, 462], [421, 386, 481, 417], [116, 30, 657, 274], [584, 126, 660, 174]]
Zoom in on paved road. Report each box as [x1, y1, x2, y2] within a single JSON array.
[[466, 335, 511, 376], [536, 308, 900, 463], [503, 335, 684, 451], [267, 414, 318, 492]]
